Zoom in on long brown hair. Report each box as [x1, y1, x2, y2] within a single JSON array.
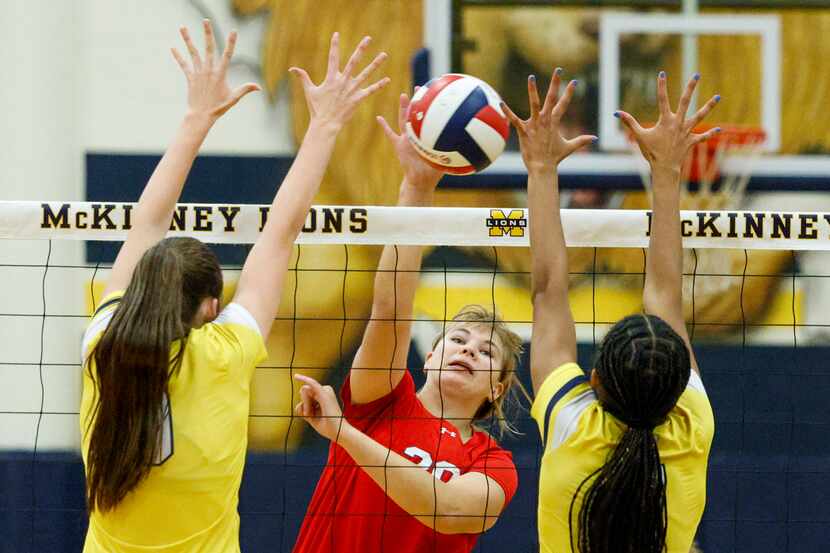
[[84, 237, 222, 513]]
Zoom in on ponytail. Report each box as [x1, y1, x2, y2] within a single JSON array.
[[569, 314, 690, 553], [570, 427, 667, 553], [85, 237, 221, 513]]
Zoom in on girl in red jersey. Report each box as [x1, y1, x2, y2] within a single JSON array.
[[292, 93, 526, 553]]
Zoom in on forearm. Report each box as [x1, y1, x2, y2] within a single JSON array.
[[131, 113, 213, 233], [527, 167, 576, 390], [643, 167, 683, 313], [351, 179, 437, 387], [261, 121, 340, 247], [371, 180, 436, 317], [336, 423, 496, 534], [528, 169, 569, 301]]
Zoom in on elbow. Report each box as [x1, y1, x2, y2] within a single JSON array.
[[642, 288, 682, 316], [435, 512, 499, 535], [532, 287, 565, 312], [434, 495, 500, 535]]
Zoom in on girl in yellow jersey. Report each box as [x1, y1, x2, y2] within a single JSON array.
[[502, 70, 720, 553], [79, 24, 389, 553]]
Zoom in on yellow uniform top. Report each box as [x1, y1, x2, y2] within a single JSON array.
[[80, 292, 267, 553], [531, 363, 714, 553]]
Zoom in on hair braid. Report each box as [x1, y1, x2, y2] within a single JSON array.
[[568, 314, 690, 553]]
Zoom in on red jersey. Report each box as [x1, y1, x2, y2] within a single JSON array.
[[293, 371, 519, 553]]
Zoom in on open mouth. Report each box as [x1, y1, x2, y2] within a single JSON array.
[[447, 360, 474, 375]]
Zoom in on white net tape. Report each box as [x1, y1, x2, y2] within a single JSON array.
[[2, 201, 830, 250]]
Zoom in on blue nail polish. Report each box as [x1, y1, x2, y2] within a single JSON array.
[[659, 71, 666, 78], [529, 74, 536, 81], [571, 80, 579, 86], [714, 94, 721, 102], [693, 73, 701, 81], [555, 67, 563, 75], [591, 137, 599, 144], [715, 127, 722, 133], [613, 111, 621, 118]]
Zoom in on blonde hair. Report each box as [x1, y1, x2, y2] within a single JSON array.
[[430, 305, 528, 437]]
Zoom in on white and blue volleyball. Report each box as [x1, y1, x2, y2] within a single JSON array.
[[405, 74, 509, 175]]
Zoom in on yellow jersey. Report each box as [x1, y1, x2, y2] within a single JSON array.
[[80, 292, 267, 553], [531, 363, 714, 553]]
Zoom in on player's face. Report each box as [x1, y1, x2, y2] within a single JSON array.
[[425, 325, 505, 403]]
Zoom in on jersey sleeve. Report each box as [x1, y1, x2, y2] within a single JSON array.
[[676, 370, 715, 450], [340, 370, 417, 432], [82, 290, 124, 359], [467, 447, 519, 511], [530, 363, 595, 451], [206, 302, 268, 379]]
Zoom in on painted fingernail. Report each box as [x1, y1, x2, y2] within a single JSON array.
[[693, 73, 701, 81], [659, 71, 666, 78], [715, 127, 722, 133], [555, 67, 563, 75], [613, 111, 621, 118], [591, 136, 599, 144], [529, 74, 536, 81], [570, 80, 579, 86], [714, 94, 721, 103]]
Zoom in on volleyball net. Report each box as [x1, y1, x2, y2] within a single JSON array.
[[2, 201, 829, 551]]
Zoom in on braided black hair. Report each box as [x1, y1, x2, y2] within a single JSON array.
[[568, 314, 691, 553]]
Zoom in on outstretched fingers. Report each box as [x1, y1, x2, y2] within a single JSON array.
[[615, 110, 645, 138], [376, 91, 408, 142], [551, 79, 578, 120], [352, 51, 388, 89], [397, 93, 410, 133], [566, 134, 599, 155], [221, 83, 261, 112], [656, 71, 670, 118], [171, 47, 190, 75], [376, 115, 398, 142], [220, 30, 238, 73], [690, 126, 722, 147], [500, 101, 525, 134], [326, 32, 340, 79], [342, 36, 371, 78], [179, 26, 202, 71], [356, 77, 391, 103], [527, 75, 541, 119], [541, 68, 563, 116], [288, 66, 314, 90], [203, 19, 216, 69], [676, 73, 700, 120], [686, 93, 721, 131]]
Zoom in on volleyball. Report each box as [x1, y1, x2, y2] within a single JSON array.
[[405, 73, 509, 175]]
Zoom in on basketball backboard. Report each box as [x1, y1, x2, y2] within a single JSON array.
[[423, 0, 830, 191]]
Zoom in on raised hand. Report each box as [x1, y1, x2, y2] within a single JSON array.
[[171, 20, 260, 121], [615, 72, 721, 177], [290, 33, 390, 131], [502, 69, 596, 173], [377, 91, 443, 187], [294, 374, 346, 442]]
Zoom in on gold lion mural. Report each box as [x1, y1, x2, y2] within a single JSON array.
[[232, 1, 816, 449]]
